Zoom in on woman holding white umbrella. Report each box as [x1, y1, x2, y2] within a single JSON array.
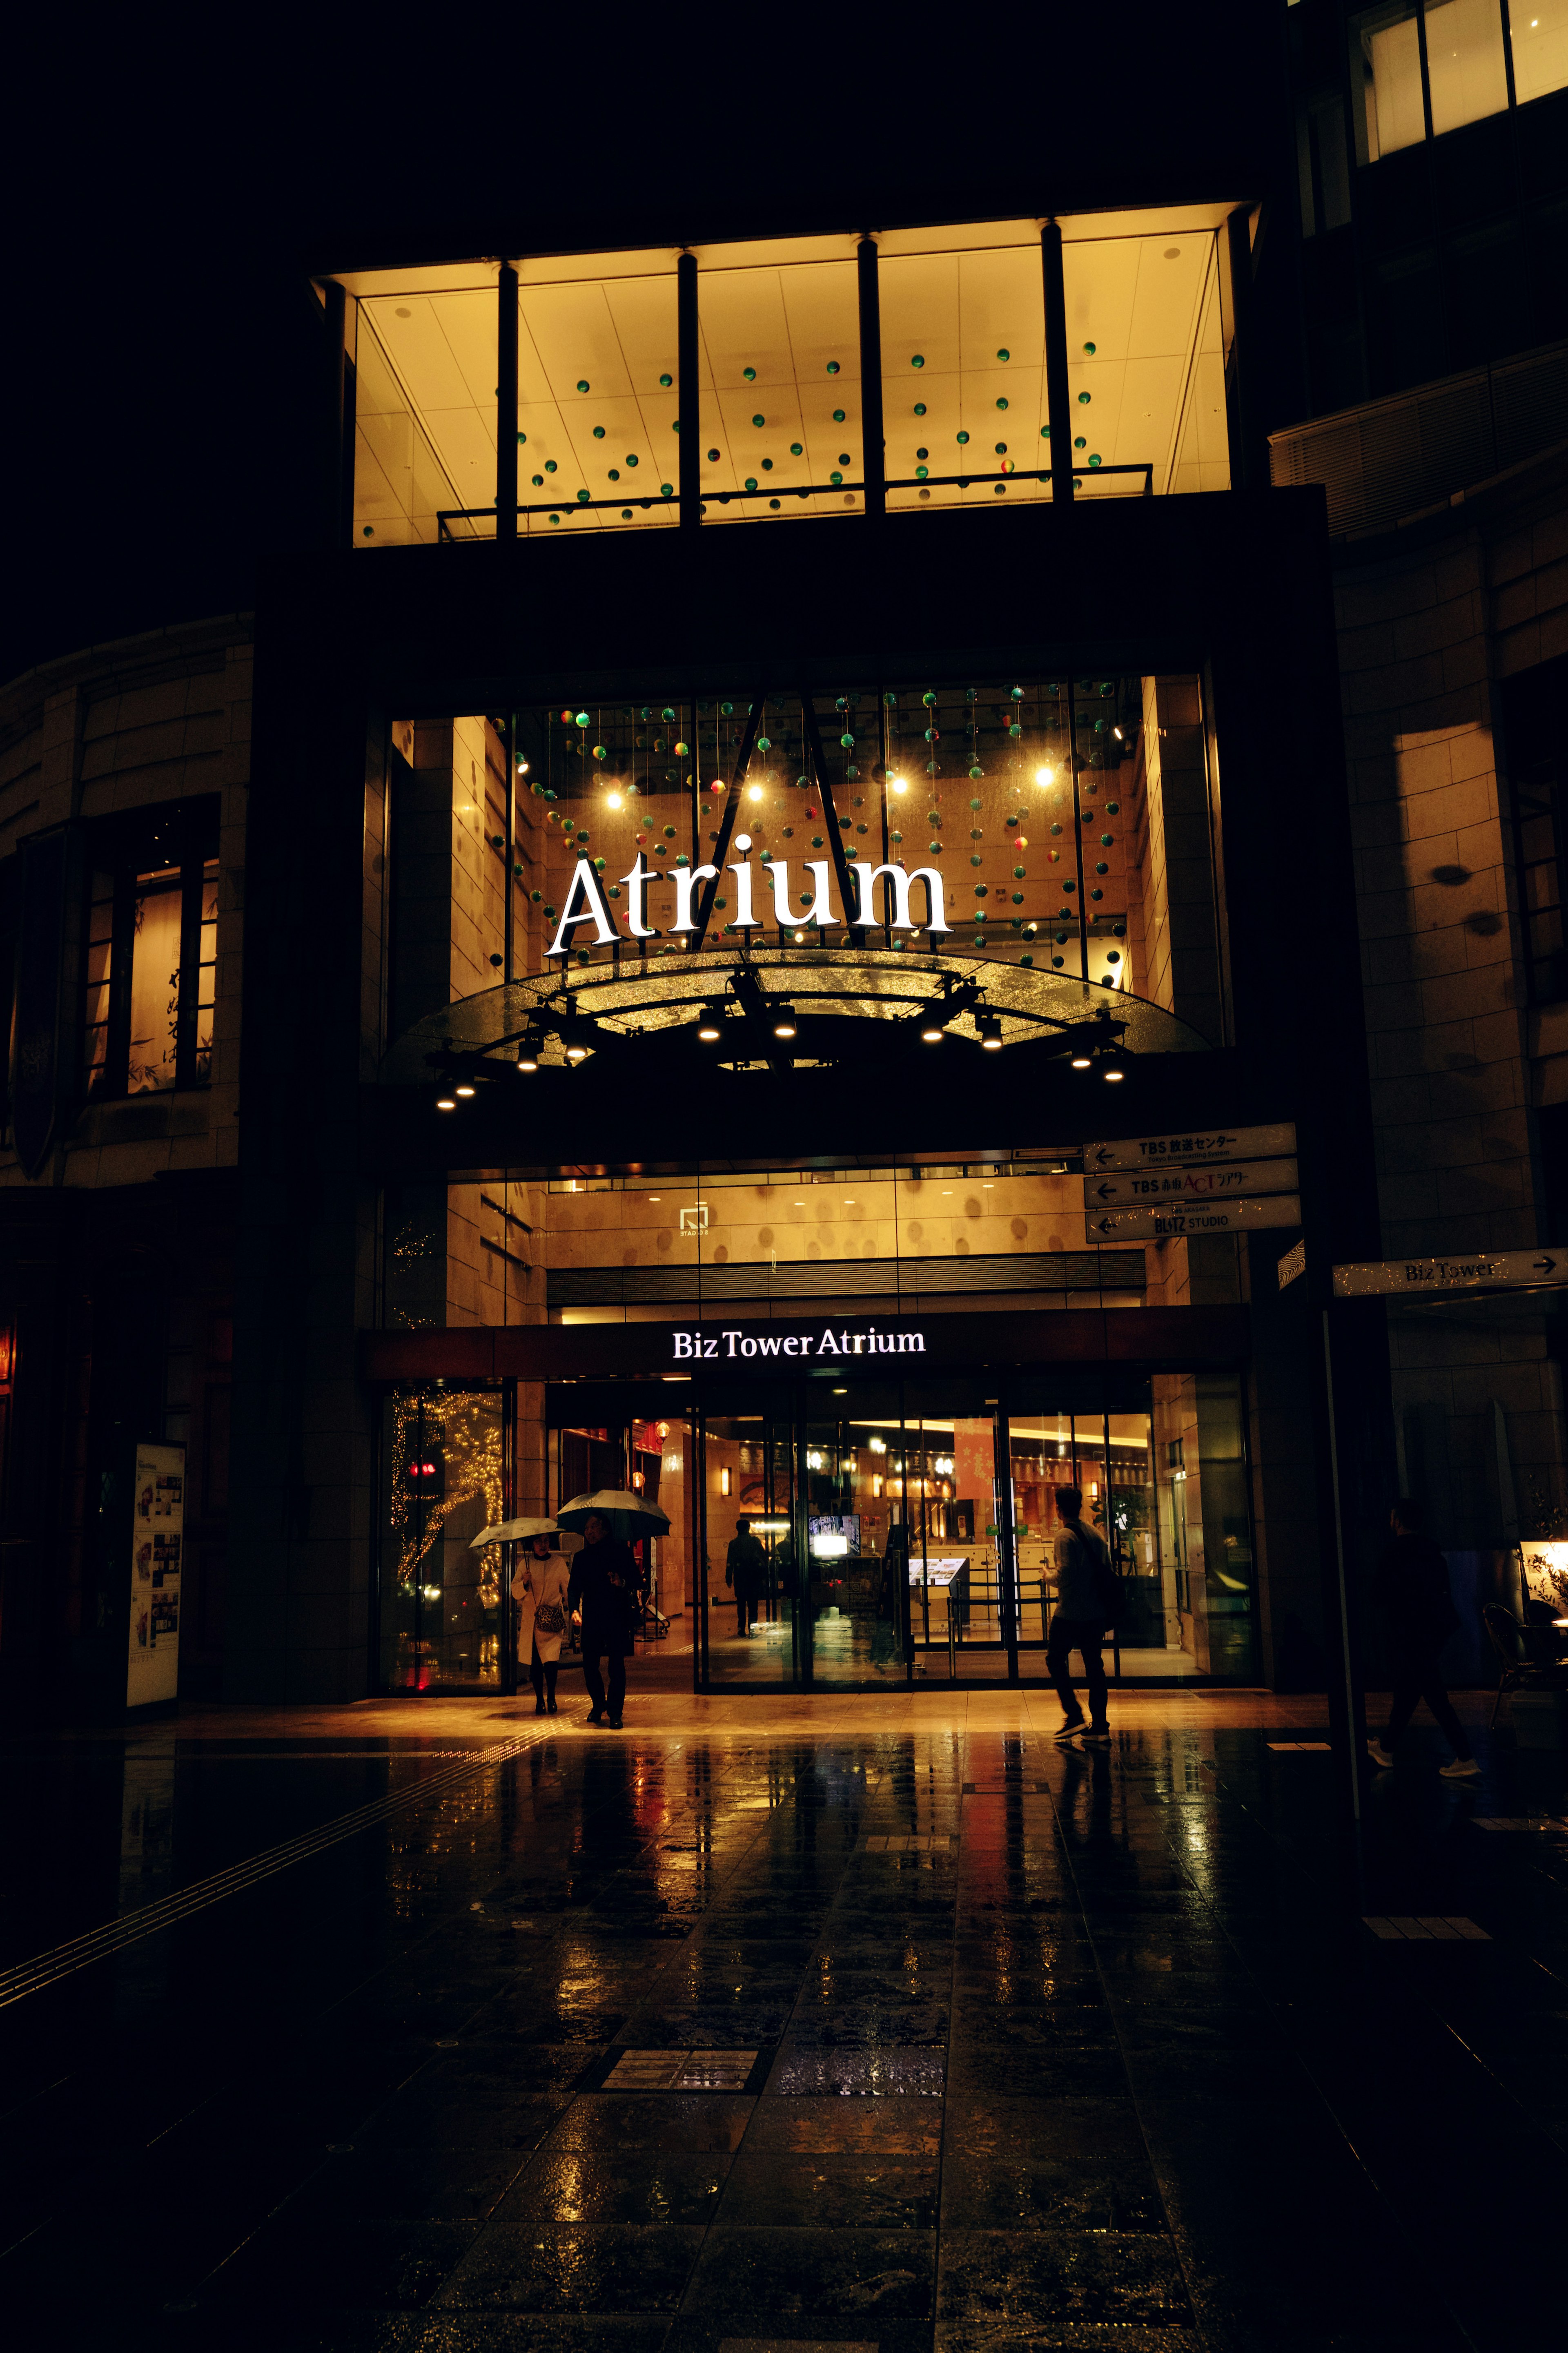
[[511, 1530, 571, 1715]]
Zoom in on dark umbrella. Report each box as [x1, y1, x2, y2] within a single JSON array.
[[557, 1488, 671, 1541]]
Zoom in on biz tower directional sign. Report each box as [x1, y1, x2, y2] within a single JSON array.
[[1332, 1248, 1568, 1299], [1083, 1123, 1301, 1244]]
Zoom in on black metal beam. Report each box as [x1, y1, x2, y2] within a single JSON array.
[[690, 692, 767, 951], [321, 279, 348, 550], [1041, 223, 1074, 506], [678, 252, 700, 532], [497, 263, 519, 542], [798, 692, 866, 937], [858, 236, 885, 522]]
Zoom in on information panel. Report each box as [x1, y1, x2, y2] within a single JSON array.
[[1083, 1123, 1296, 1173], [1090, 1195, 1303, 1242], [127, 1441, 185, 1708]]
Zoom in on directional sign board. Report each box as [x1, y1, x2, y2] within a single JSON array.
[[1083, 1123, 1296, 1174], [1332, 1248, 1568, 1299], [1086, 1158, 1299, 1209], [1092, 1195, 1303, 1243]]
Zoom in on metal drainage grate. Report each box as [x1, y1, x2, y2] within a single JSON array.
[[1363, 1916, 1490, 1941], [604, 2049, 757, 2090]]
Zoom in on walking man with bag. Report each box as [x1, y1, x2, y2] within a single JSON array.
[[1049, 1483, 1114, 1745], [568, 1511, 645, 1729]]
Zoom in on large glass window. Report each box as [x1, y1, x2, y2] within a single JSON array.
[[1355, 3, 1430, 157], [1425, 0, 1510, 132], [81, 801, 219, 1100], [1512, 0, 1568, 103], [379, 1388, 507, 1689]]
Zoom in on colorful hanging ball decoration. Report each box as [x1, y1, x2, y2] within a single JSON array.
[[790, 442, 803, 456], [751, 413, 765, 428], [826, 360, 840, 375], [996, 397, 1008, 410], [707, 448, 719, 462], [911, 355, 924, 368], [956, 430, 969, 445], [1083, 341, 1096, 354], [969, 764, 983, 780], [997, 347, 1010, 361], [1078, 390, 1091, 404], [923, 690, 938, 706], [757, 736, 771, 752], [840, 732, 855, 749], [592, 743, 607, 761], [577, 379, 590, 392], [574, 710, 590, 727], [830, 471, 843, 486], [743, 365, 757, 381], [914, 401, 927, 416]]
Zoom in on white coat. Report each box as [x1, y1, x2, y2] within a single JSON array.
[[511, 1549, 571, 1664]]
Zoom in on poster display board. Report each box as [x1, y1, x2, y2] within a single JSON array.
[[127, 1441, 185, 1707]]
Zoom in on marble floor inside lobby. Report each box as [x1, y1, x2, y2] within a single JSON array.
[[2, 1681, 1566, 2352]]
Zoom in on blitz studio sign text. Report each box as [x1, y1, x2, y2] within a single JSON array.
[[672, 1322, 928, 1362]]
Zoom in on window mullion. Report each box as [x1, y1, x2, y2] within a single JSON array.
[[1415, 1, 1436, 141]]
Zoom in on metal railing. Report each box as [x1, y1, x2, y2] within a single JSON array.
[[433, 463, 1154, 541]]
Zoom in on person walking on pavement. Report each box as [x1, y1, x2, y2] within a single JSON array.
[[511, 1531, 570, 1716], [1368, 1499, 1478, 1777], [726, 1515, 767, 1636], [1049, 1483, 1113, 1745], [568, 1510, 645, 1728]]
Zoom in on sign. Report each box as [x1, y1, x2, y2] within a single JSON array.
[[671, 1320, 930, 1362], [1277, 1238, 1307, 1290], [127, 1441, 185, 1707], [1085, 1158, 1298, 1208], [1083, 1122, 1296, 1172], [547, 850, 951, 959], [1091, 1195, 1302, 1242], [1332, 1248, 1568, 1300]]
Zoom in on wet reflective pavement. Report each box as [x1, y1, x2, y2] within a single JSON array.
[[2, 1691, 1566, 2352]]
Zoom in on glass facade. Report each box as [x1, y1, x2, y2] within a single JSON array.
[[339, 214, 1233, 547], [80, 801, 220, 1100], [1352, 0, 1568, 166]]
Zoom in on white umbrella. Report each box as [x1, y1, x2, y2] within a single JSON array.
[[469, 1516, 561, 1548], [558, 1488, 671, 1539]]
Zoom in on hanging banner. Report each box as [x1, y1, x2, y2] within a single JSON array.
[[127, 1441, 185, 1707]]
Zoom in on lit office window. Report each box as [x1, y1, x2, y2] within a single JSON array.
[[79, 804, 220, 1100], [1512, 0, 1568, 104], [1425, 0, 1509, 133], [1354, 2, 1427, 157]]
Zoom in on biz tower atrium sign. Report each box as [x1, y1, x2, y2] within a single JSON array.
[[545, 836, 948, 958]]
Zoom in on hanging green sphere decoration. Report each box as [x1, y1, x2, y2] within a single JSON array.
[[1089, 454, 1102, 467], [1106, 801, 1120, 816], [969, 796, 982, 809], [757, 735, 771, 752], [743, 365, 757, 381], [707, 448, 719, 462], [662, 823, 676, 838], [577, 488, 590, 501], [1012, 891, 1024, 905], [997, 347, 1010, 361], [517, 430, 526, 444], [1074, 436, 1086, 449], [913, 401, 927, 416], [659, 372, 673, 387], [545, 459, 557, 473], [969, 764, 983, 780], [751, 413, 765, 429], [1100, 833, 1113, 848], [840, 732, 855, 749], [592, 425, 606, 439], [608, 468, 619, 480], [971, 854, 982, 867], [826, 360, 840, 375], [626, 454, 638, 466], [574, 711, 590, 727], [915, 447, 929, 461], [1013, 864, 1026, 879], [995, 442, 1007, 455], [532, 474, 543, 487], [956, 430, 970, 444], [577, 379, 590, 392], [830, 471, 843, 486], [915, 466, 929, 479], [744, 477, 757, 491], [593, 743, 607, 760], [996, 397, 1008, 410], [661, 483, 673, 496], [924, 727, 937, 743], [911, 354, 925, 368], [974, 884, 987, 897], [1096, 861, 1109, 876], [790, 442, 803, 456], [1078, 390, 1091, 404], [1083, 341, 1096, 354], [1009, 722, 1023, 739], [1107, 949, 1121, 964]]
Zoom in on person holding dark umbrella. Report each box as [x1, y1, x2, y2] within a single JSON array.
[[567, 1510, 645, 1727]]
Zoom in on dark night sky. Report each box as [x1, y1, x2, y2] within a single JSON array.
[[1, 8, 1283, 688]]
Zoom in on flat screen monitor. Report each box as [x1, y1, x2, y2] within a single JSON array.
[[808, 1513, 860, 1559]]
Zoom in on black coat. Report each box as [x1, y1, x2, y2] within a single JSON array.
[[1377, 1532, 1459, 1660], [726, 1533, 768, 1598], [568, 1536, 644, 1659]]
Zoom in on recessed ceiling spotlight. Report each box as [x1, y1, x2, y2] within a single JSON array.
[[436, 1095, 457, 1111], [773, 1004, 797, 1039], [454, 1081, 476, 1097]]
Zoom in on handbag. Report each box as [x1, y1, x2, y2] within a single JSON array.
[[534, 1595, 566, 1637]]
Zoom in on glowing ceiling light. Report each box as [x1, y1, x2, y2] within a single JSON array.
[[454, 1081, 476, 1097], [890, 775, 907, 794], [436, 1095, 457, 1111], [1035, 765, 1054, 786], [606, 791, 623, 810], [748, 783, 764, 801], [565, 1044, 588, 1062]]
